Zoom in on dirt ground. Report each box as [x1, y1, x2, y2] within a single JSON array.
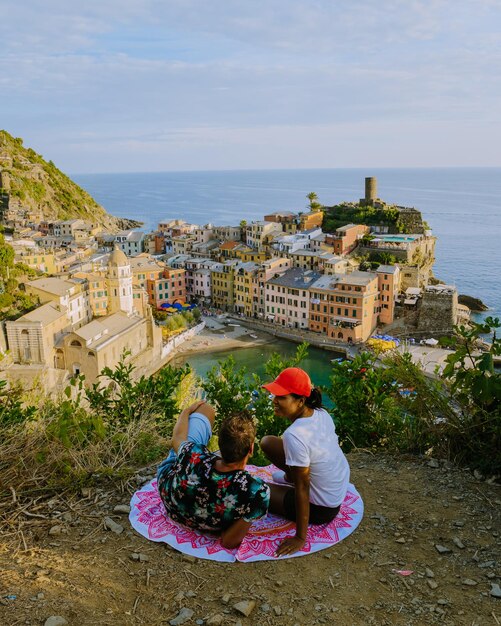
[[1, 452, 500, 626]]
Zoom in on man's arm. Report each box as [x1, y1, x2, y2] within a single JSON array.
[[171, 401, 210, 453], [220, 518, 252, 549]]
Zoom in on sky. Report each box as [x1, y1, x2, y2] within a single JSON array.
[[2, 0, 501, 173]]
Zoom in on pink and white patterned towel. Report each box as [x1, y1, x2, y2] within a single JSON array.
[[129, 464, 364, 562]]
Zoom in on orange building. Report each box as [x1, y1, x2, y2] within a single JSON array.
[[376, 265, 400, 325], [146, 268, 186, 309], [325, 224, 370, 256], [309, 271, 379, 343]]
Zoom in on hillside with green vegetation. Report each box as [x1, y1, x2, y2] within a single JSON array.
[[0, 130, 140, 230], [0, 233, 40, 320], [322, 201, 427, 234]]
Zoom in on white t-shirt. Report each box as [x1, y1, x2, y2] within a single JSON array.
[[283, 408, 350, 507]]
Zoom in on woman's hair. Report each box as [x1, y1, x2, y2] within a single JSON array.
[[218, 410, 256, 463], [291, 387, 323, 409]]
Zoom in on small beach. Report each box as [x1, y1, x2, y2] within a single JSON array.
[[173, 317, 271, 358]]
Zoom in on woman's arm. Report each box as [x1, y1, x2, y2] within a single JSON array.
[[275, 465, 310, 557]]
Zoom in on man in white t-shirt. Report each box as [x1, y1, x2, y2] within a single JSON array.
[[261, 367, 350, 556]]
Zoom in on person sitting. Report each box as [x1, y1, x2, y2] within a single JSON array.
[[157, 401, 270, 549], [260, 368, 350, 556]]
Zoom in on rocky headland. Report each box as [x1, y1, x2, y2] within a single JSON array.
[[0, 130, 141, 232]]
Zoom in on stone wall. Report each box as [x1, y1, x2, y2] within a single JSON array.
[[396, 208, 426, 234], [416, 290, 458, 336]]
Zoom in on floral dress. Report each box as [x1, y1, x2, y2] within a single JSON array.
[[157, 442, 270, 531]]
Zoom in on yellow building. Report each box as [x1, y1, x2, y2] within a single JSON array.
[[25, 277, 91, 328], [6, 303, 69, 367], [14, 248, 57, 274], [57, 310, 161, 381], [210, 260, 239, 311], [73, 272, 109, 317], [234, 262, 259, 317]]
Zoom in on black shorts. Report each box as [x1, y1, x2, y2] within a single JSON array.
[[283, 489, 340, 525]]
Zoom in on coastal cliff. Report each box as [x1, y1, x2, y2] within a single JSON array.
[[0, 130, 141, 231]]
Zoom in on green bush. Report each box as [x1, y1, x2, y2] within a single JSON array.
[[0, 379, 36, 426]]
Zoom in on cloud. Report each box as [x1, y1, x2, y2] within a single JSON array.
[[2, 0, 501, 170]]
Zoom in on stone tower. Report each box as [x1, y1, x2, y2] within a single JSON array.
[[360, 176, 377, 206], [107, 245, 133, 315]]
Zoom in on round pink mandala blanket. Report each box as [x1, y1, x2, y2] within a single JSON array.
[[129, 464, 363, 562]]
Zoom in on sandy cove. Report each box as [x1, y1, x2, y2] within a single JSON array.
[[172, 317, 272, 358]]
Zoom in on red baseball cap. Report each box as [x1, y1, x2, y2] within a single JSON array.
[[262, 367, 312, 397]]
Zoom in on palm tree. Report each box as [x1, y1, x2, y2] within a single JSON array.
[[306, 192, 322, 212]]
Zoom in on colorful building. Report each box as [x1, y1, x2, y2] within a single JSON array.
[[264, 267, 320, 328], [376, 265, 401, 325], [309, 271, 379, 343], [325, 224, 370, 256]]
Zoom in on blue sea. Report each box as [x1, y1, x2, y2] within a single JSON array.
[[73, 168, 501, 322]]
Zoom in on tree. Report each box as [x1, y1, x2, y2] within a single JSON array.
[[306, 192, 322, 212], [0, 233, 14, 279]]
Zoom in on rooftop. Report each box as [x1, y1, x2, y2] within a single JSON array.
[[26, 277, 76, 296], [73, 312, 143, 350], [376, 265, 399, 274], [311, 270, 377, 291], [267, 267, 322, 289], [19, 303, 67, 326]]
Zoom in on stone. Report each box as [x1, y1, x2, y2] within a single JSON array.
[[427, 459, 440, 468], [260, 604, 271, 613], [233, 600, 256, 617], [104, 517, 124, 534], [425, 568, 435, 578], [273, 606, 282, 616], [48, 525, 64, 536], [478, 560, 496, 569], [113, 504, 131, 514], [130, 553, 149, 562], [435, 544, 451, 554], [395, 537, 406, 544], [207, 615, 224, 625], [44, 618, 68, 626], [473, 469, 483, 480], [221, 593, 231, 604], [170, 608, 194, 625], [427, 580, 438, 590], [490, 584, 501, 599], [452, 537, 465, 549], [462, 579, 478, 586]]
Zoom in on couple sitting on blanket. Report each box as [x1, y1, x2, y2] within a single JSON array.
[[157, 367, 350, 556]]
